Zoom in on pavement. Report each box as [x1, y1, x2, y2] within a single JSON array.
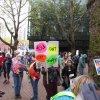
[[0, 66, 99, 100], [0, 72, 63, 100]]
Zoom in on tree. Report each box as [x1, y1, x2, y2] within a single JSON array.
[[87, 0, 100, 86], [0, 0, 28, 53], [29, 0, 88, 52], [87, 0, 100, 55]]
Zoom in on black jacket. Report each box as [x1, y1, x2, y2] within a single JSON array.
[[61, 65, 76, 79], [41, 67, 59, 83]]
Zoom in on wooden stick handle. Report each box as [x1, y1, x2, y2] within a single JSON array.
[[46, 71, 49, 84]]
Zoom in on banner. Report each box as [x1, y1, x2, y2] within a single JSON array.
[[93, 59, 100, 75]]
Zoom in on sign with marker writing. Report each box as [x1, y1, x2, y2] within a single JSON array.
[[36, 54, 47, 62], [46, 41, 59, 68], [48, 44, 58, 55], [34, 41, 47, 65], [93, 59, 100, 75], [46, 55, 57, 65], [34, 41, 59, 68], [35, 42, 47, 53]]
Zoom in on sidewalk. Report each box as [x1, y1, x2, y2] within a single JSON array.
[[0, 72, 63, 100], [0, 72, 46, 100]]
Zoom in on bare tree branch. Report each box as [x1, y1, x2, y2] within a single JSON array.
[[0, 37, 13, 48], [16, 0, 22, 37], [0, 9, 13, 21], [9, 0, 17, 34], [12, 0, 19, 13], [21, 0, 28, 8], [19, 16, 28, 24], [4, 0, 11, 8], [0, 17, 14, 36], [0, 0, 28, 51], [0, 5, 12, 16]]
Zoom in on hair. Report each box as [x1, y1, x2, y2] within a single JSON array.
[[62, 52, 68, 57], [66, 59, 74, 64], [65, 59, 74, 68], [72, 75, 94, 96]]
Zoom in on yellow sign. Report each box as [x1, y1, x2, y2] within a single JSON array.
[[48, 44, 58, 55]]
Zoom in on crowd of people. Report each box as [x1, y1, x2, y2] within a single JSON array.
[[0, 50, 100, 100]]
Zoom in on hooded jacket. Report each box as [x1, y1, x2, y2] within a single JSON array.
[[75, 83, 100, 100], [51, 88, 75, 100]]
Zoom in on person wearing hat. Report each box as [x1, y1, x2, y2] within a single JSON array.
[[12, 50, 28, 99]]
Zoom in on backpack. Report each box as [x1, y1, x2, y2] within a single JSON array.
[[50, 90, 76, 100]]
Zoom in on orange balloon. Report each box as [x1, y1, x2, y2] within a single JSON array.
[[36, 54, 47, 62]]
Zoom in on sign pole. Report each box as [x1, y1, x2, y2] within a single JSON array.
[[46, 71, 49, 84]]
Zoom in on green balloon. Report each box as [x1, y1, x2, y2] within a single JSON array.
[[46, 55, 57, 65]]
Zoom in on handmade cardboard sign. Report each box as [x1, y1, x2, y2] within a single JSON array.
[[93, 59, 100, 75], [46, 41, 59, 68], [48, 44, 58, 55], [35, 42, 47, 53], [36, 54, 47, 62], [46, 55, 57, 65], [34, 41, 47, 65], [34, 41, 59, 68]]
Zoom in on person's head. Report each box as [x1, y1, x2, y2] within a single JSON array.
[[66, 59, 73, 67], [83, 54, 87, 58], [71, 75, 94, 96], [14, 50, 20, 57], [63, 52, 68, 59], [6, 53, 11, 58]]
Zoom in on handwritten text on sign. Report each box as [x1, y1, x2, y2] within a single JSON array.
[[48, 44, 58, 55], [36, 54, 47, 62], [36, 42, 47, 53], [93, 59, 100, 75], [46, 55, 57, 65]]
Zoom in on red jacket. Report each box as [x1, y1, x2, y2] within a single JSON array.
[[0, 56, 5, 67], [29, 63, 40, 80]]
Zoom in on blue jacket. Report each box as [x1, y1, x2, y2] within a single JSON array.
[[51, 88, 75, 100]]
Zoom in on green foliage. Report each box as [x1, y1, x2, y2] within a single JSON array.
[[29, 0, 86, 36], [89, 0, 100, 55], [89, 34, 100, 55]]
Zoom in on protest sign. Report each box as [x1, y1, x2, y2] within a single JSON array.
[[34, 41, 47, 67], [46, 41, 59, 68], [46, 55, 58, 65], [35, 42, 47, 54], [36, 54, 47, 62], [34, 41, 59, 68], [93, 59, 100, 75]]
